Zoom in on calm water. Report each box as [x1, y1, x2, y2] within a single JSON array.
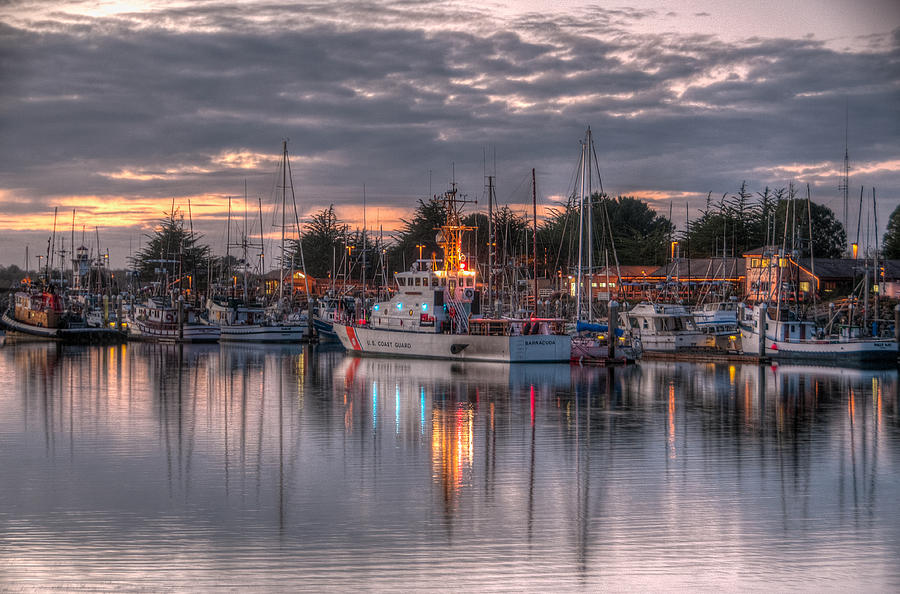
[[1, 342, 898, 591]]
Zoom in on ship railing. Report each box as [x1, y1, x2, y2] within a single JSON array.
[[445, 296, 469, 334]]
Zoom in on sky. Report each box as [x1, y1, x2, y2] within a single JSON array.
[[1, 0, 898, 270]]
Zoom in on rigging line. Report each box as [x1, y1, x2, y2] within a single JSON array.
[[286, 146, 311, 300]]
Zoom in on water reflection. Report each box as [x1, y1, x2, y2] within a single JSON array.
[[1, 343, 898, 590]]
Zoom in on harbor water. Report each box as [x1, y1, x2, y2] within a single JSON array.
[[1, 342, 898, 590]]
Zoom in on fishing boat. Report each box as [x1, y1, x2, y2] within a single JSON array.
[[205, 148, 310, 344], [738, 302, 897, 361], [620, 301, 713, 352], [312, 294, 356, 342], [207, 298, 306, 342], [692, 299, 742, 351], [334, 185, 571, 362], [127, 297, 220, 342], [2, 287, 124, 343]]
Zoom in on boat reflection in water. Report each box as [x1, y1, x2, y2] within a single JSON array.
[[2, 343, 899, 590]]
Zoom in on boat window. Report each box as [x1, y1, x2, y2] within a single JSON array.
[[414, 277, 421, 286], [397, 278, 405, 286], [432, 278, 438, 287], [642, 319, 648, 329], [466, 278, 474, 287], [449, 279, 456, 291], [441, 278, 446, 286]]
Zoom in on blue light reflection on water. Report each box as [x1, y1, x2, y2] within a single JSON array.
[[0, 342, 898, 590]]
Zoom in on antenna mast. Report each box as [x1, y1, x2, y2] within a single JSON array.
[[838, 104, 850, 252]]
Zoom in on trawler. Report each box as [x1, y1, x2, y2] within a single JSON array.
[[334, 185, 571, 362], [128, 296, 220, 342], [738, 302, 897, 361], [2, 285, 125, 343], [620, 301, 713, 352]]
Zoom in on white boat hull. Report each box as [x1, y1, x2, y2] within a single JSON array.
[[128, 319, 220, 343], [738, 303, 897, 361], [638, 332, 712, 352], [740, 325, 897, 361], [335, 325, 571, 363], [219, 324, 307, 342]]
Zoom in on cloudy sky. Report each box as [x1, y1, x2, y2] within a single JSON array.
[[1, 0, 898, 269]]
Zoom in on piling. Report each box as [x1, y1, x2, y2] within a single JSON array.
[[757, 303, 767, 354], [608, 300, 619, 360], [177, 296, 184, 341]]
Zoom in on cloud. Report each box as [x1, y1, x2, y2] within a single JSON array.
[[0, 2, 898, 266]]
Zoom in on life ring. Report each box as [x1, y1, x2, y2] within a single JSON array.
[[463, 288, 474, 299], [448, 307, 456, 318], [165, 312, 174, 322]]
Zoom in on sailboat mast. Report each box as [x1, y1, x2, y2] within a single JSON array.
[[532, 167, 538, 317], [280, 140, 287, 302], [362, 184, 367, 299], [576, 140, 585, 321], [487, 175, 494, 313], [586, 127, 593, 322], [243, 182, 249, 301], [258, 197, 265, 279], [873, 187, 879, 330], [226, 195, 231, 295], [806, 184, 818, 319]]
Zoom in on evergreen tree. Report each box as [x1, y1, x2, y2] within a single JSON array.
[[130, 208, 211, 295], [683, 183, 845, 259], [387, 198, 446, 271], [292, 205, 347, 279], [883, 204, 900, 259]]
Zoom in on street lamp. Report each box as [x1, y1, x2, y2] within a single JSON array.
[[416, 244, 425, 261], [345, 245, 354, 285]]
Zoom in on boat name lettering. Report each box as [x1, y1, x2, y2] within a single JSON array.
[[524, 339, 556, 346], [367, 339, 413, 349]]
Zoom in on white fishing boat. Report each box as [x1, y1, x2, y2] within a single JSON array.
[[738, 303, 897, 361], [206, 142, 313, 343], [620, 301, 713, 352], [693, 299, 739, 333], [128, 297, 220, 342], [207, 299, 306, 342], [692, 299, 742, 351], [334, 185, 571, 362]]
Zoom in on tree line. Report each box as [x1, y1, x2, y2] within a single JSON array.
[[123, 185, 900, 290]]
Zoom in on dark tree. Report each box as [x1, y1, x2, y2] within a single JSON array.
[[883, 204, 900, 259], [538, 193, 673, 269], [772, 196, 845, 259], [683, 183, 845, 259], [292, 205, 347, 279], [130, 208, 211, 295], [598, 195, 673, 265], [387, 198, 447, 271]]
